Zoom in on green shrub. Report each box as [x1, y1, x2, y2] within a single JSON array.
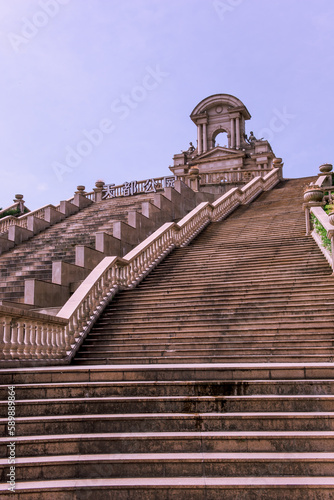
[[0, 206, 29, 220], [311, 213, 331, 250]]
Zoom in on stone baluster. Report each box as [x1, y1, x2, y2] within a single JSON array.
[[34, 324, 41, 359], [10, 321, 18, 359], [17, 321, 25, 358], [57, 327, 65, 358], [46, 325, 53, 356], [40, 324, 47, 358], [65, 323, 72, 353], [23, 322, 32, 359], [2, 318, 12, 359]]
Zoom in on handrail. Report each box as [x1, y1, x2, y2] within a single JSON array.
[[0, 202, 21, 218], [0, 203, 59, 233], [310, 207, 334, 269], [0, 168, 281, 363], [305, 174, 334, 270]]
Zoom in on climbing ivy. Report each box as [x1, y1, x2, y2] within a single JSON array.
[[311, 213, 331, 251]]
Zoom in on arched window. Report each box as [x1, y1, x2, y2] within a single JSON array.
[[213, 131, 229, 148]]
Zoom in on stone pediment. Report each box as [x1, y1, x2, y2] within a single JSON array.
[[196, 146, 244, 160]]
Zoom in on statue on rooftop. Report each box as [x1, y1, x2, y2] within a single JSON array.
[[245, 131, 257, 144]]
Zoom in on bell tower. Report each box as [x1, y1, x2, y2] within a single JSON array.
[[190, 93, 251, 153], [170, 93, 278, 194]]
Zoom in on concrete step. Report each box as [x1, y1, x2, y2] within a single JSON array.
[[4, 378, 334, 399], [3, 452, 334, 482], [3, 363, 334, 384], [2, 431, 334, 457], [5, 395, 334, 419], [74, 355, 334, 365], [3, 411, 334, 436], [2, 476, 334, 500]]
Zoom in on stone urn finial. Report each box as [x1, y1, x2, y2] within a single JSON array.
[[75, 185, 86, 195], [13, 194, 24, 202], [95, 180, 105, 189], [303, 183, 323, 203], [188, 166, 199, 176], [319, 163, 333, 174]]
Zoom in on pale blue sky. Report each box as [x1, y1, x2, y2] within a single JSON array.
[[0, 0, 333, 209]]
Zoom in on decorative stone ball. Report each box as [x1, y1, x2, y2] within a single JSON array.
[[95, 180, 105, 189], [319, 163, 333, 173], [303, 189, 323, 203], [189, 166, 199, 176], [328, 212, 334, 226]]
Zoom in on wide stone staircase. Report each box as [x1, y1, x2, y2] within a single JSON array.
[[0, 193, 155, 304], [2, 177, 334, 498], [75, 177, 334, 365]]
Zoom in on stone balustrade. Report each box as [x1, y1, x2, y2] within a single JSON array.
[[198, 168, 272, 186], [0, 168, 281, 364], [304, 171, 334, 271]]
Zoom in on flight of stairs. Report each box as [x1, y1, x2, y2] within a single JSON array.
[[2, 177, 334, 498], [0, 193, 155, 303], [75, 177, 334, 365]]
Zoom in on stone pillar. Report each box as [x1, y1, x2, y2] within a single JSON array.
[[188, 166, 200, 192], [93, 180, 104, 202], [236, 117, 240, 149], [197, 125, 202, 155], [13, 194, 25, 214], [230, 118, 235, 148], [331, 237, 334, 273], [203, 123, 207, 152], [305, 207, 311, 236], [272, 157, 284, 179]]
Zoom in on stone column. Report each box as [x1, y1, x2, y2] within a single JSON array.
[[230, 118, 235, 148], [236, 116, 240, 149], [197, 125, 202, 155], [94, 180, 104, 202], [203, 123, 207, 152]]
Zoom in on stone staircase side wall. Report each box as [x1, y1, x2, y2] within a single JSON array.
[[95, 232, 132, 257], [7, 226, 33, 245], [59, 200, 80, 217], [44, 206, 66, 224], [25, 279, 70, 307], [26, 215, 50, 234], [0, 234, 15, 252], [24, 183, 214, 307]]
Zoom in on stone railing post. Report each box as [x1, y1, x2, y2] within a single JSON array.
[[93, 180, 104, 202], [13, 194, 25, 214], [75, 185, 86, 195], [272, 158, 284, 180], [327, 212, 334, 273], [303, 204, 311, 236], [186, 166, 200, 192]]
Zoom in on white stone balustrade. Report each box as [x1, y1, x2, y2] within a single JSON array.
[[0, 204, 55, 234], [0, 168, 281, 363], [304, 174, 334, 271], [0, 306, 67, 363]]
